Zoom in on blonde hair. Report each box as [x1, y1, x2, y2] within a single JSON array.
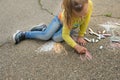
[[62, 0, 88, 29]]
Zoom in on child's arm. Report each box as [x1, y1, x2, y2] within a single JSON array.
[[62, 25, 77, 48], [62, 25, 87, 54], [59, 10, 77, 48], [78, 0, 93, 37]]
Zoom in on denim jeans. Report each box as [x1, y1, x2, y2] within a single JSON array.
[[25, 16, 63, 42]]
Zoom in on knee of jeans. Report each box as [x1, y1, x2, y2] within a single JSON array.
[[52, 36, 63, 42], [42, 34, 52, 40], [53, 16, 61, 24]]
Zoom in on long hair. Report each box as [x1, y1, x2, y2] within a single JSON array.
[[62, 0, 88, 29]]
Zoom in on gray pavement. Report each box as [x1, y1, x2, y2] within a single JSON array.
[[0, 0, 120, 80]]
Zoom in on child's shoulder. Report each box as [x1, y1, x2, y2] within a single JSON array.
[[89, 0, 93, 6], [89, 0, 93, 10]]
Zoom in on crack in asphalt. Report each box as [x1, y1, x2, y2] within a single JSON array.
[[39, 0, 55, 16], [0, 41, 12, 48], [92, 15, 120, 19]]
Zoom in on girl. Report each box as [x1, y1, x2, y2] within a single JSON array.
[[13, 0, 93, 54]]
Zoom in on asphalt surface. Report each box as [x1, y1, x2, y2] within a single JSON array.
[[0, 0, 120, 80]]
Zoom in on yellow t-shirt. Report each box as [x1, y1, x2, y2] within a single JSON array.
[[59, 0, 93, 48]]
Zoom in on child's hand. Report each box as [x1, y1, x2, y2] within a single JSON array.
[[74, 44, 92, 60], [80, 50, 92, 61], [74, 44, 87, 54], [77, 37, 86, 46]]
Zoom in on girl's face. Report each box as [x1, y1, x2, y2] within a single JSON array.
[[72, 0, 88, 17]]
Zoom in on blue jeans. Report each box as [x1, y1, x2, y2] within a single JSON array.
[[25, 16, 63, 42]]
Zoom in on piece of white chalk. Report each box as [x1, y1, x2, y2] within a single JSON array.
[[95, 39, 99, 42], [99, 46, 103, 49]]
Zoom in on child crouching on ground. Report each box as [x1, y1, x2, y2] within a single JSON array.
[[13, 0, 93, 55]]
